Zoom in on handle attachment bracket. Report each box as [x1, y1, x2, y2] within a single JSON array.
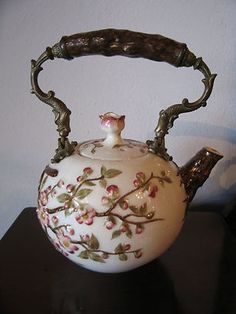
[[31, 29, 216, 163]]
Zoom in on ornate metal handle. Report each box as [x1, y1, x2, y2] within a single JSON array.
[[31, 28, 216, 163]]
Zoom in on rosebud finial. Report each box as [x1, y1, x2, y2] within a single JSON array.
[[99, 112, 125, 147]]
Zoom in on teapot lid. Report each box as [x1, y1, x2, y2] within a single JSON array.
[[76, 113, 148, 161]]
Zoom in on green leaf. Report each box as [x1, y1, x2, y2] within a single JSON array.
[[108, 215, 116, 224], [146, 211, 155, 219], [72, 197, 80, 208], [104, 169, 122, 178], [101, 165, 107, 176], [83, 181, 96, 186], [140, 203, 147, 214], [114, 243, 124, 254], [119, 253, 128, 261], [89, 252, 105, 263], [129, 205, 139, 214], [126, 229, 132, 239], [57, 193, 71, 203], [143, 183, 150, 192], [112, 144, 123, 148], [64, 208, 71, 217], [75, 188, 92, 199], [88, 234, 99, 250], [79, 250, 89, 259], [111, 230, 121, 239], [164, 176, 172, 183], [119, 200, 128, 210], [99, 178, 107, 188]]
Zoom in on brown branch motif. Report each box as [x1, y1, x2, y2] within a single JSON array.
[[37, 165, 172, 263]]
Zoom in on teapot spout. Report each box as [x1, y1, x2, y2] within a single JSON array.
[[180, 147, 223, 203]]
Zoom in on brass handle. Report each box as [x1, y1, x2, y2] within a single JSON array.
[[31, 29, 216, 163]]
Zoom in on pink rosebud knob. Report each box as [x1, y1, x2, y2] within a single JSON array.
[[99, 112, 125, 147]]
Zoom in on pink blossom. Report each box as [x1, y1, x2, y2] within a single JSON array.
[[50, 238, 69, 256], [81, 234, 90, 241], [124, 244, 131, 251], [135, 225, 143, 234], [39, 191, 48, 206], [133, 172, 146, 188], [52, 215, 59, 226], [76, 176, 83, 182], [120, 225, 128, 233], [66, 184, 75, 193], [106, 185, 120, 198], [57, 229, 79, 254], [101, 196, 110, 205], [136, 172, 145, 180], [69, 228, 75, 236], [133, 179, 141, 187], [148, 183, 158, 198], [83, 167, 93, 175], [134, 249, 142, 258], [105, 221, 115, 230], [119, 199, 129, 210], [37, 208, 49, 227], [57, 179, 64, 187], [75, 207, 96, 225], [45, 185, 52, 193]]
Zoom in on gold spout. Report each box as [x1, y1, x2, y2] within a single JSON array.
[[180, 147, 223, 203]]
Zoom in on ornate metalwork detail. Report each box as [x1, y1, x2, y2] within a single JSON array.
[[31, 48, 77, 163], [147, 58, 217, 160], [30, 29, 216, 163], [179, 147, 223, 203], [51, 43, 64, 58]]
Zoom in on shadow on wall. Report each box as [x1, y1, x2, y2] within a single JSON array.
[[172, 120, 236, 145]]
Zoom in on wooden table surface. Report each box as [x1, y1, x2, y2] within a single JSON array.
[[0, 208, 235, 314]]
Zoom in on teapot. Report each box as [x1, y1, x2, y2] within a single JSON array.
[[31, 29, 223, 273]]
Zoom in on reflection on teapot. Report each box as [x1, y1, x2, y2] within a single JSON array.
[[31, 29, 223, 273]]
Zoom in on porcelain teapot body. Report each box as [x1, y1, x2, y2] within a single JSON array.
[[32, 29, 222, 273]]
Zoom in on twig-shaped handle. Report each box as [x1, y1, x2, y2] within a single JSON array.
[[31, 29, 216, 162]]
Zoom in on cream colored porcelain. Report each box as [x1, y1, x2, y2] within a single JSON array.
[[37, 113, 187, 273]]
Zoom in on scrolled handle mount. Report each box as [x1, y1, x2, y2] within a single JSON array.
[[31, 29, 216, 163]]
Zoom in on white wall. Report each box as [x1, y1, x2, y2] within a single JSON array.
[[0, 0, 235, 238]]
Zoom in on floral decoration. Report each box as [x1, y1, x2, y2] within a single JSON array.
[[37, 165, 172, 263]]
